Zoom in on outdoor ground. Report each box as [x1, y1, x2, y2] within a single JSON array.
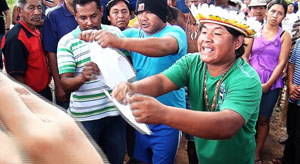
[[174, 89, 288, 164]]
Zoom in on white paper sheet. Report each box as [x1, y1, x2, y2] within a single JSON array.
[[89, 42, 136, 88], [103, 90, 152, 135]]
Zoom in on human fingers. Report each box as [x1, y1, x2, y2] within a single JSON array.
[[112, 82, 130, 104], [79, 30, 96, 42], [90, 62, 100, 75]]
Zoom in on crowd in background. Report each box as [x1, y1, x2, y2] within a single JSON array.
[[1, 0, 300, 164]]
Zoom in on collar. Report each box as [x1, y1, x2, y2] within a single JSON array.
[[19, 20, 40, 36]]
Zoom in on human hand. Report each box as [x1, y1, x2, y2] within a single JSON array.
[[81, 62, 100, 82], [262, 83, 271, 93], [79, 30, 123, 48], [129, 94, 167, 124], [55, 85, 68, 102], [0, 73, 104, 164], [289, 84, 300, 101], [112, 82, 136, 104]]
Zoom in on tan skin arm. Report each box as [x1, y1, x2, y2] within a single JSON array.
[[60, 62, 99, 93], [47, 52, 67, 102], [10, 74, 25, 84], [4, 9, 10, 32], [112, 74, 245, 139], [78, 30, 179, 57], [12, 6, 19, 25], [242, 37, 253, 64], [262, 32, 291, 93]]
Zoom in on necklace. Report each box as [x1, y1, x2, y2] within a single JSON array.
[[185, 14, 200, 41], [203, 62, 235, 112]]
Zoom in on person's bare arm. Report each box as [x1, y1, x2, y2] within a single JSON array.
[[60, 62, 99, 93], [79, 30, 180, 57], [12, 6, 19, 25], [242, 37, 253, 64], [4, 9, 10, 32], [262, 32, 291, 93], [47, 52, 67, 102]]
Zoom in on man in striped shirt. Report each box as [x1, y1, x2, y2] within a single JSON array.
[[56, 0, 126, 163]]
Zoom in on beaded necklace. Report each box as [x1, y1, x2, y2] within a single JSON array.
[[203, 61, 235, 112]]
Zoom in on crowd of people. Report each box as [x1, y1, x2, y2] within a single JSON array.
[[0, 0, 300, 164]]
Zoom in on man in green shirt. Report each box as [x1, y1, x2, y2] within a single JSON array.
[[111, 4, 262, 164]]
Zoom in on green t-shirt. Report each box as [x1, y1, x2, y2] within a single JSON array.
[[163, 53, 262, 164]]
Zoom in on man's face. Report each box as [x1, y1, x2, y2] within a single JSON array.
[[137, 11, 165, 34], [108, 1, 131, 31], [75, 1, 103, 31], [249, 6, 266, 22], [19, 0, 42, 30]]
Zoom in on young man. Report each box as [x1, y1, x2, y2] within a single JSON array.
[[79, 0, 187, 163], [1, 0, 52, 101], [42, 0, 78, 109], [106, 0, 133, 31], [57, 0, 126, 163], [111, 4, 262, 164]]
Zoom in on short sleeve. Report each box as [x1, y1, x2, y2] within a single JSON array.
[[163, 26, 187, 56], [162, 54, 191, 88], [42, 13, 58, 53], [2, 37, 28, 75], [221, 75, 262, 123], [57, 38, 76, 74]]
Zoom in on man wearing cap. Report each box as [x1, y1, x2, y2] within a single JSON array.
[[248, 0, 267, 24], [106, 0, 133, 31], [79, 0, 187, 163]]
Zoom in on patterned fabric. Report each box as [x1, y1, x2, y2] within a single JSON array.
[[57, 25, 124, 121], [289, 39, 300, 106]]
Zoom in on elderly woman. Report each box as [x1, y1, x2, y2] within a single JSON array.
[[111, 4, 262, 164]]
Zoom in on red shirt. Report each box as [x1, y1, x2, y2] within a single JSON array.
[[1, 20, 50, 92]]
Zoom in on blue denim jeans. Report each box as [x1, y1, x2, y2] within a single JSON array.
[[82, 116, 126, 164]]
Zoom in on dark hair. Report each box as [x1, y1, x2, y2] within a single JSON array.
[[72, 0, 102, 13], [106, 0, 133, 16], [267, 0, 288, 16], [225, 26, 245, 58]]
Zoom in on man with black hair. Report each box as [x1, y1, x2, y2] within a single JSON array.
[[57, 0, 126, 163], [106, 0, 133, 31]]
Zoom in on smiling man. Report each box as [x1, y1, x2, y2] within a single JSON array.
[[1, 0, 52, 101]]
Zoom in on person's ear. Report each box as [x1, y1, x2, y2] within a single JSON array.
[[234, 35, 244, 50], [107, 15, 110, 21]]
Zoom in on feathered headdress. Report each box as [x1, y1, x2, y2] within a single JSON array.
[[190, 4, 261, 37]]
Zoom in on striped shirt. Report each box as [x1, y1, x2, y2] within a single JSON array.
[[289, 38, 300, 106], [57, 25, 124, 121]]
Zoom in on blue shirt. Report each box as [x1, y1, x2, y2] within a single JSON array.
[[123, 25, 187, 112], [289, 39, 300, 106], [42, 3, 78, 53]]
